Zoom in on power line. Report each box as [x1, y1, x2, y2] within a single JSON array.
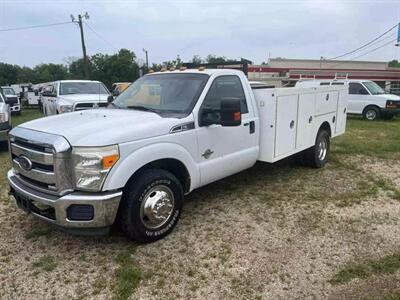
[[0, 21, 71, 32], [327, 38, 396, 69], [84, 21, 117, 50], [327, 23, 398, 60]]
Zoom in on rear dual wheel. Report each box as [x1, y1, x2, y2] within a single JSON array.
[[303, 129, 330, 168]]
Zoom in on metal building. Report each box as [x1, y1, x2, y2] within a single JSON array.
[[248, 58, 400, 94]]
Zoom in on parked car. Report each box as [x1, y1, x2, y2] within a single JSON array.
[[296, 79, 400, 120], [42, 80, 110, 115], [111, 82, 131, 96], [7, 69, 347, 242], [0, 90, 11, 145], [1, 86, 21, 115]]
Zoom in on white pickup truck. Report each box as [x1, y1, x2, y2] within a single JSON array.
[[42, 80, 110, 115], [7, 69, 347, 242], [0, 89, 11, 143]]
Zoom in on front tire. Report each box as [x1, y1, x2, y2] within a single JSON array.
[[118, 169, 183, 243], [363, 106, 380, 121], [303, 129, 330, 168]]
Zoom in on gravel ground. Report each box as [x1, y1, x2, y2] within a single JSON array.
[[1, 148, 400, 299]]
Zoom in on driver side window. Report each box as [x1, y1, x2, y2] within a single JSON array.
[[349, 83, 368, 95], [200, 75, 248, 125]]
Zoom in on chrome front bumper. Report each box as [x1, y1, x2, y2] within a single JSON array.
[[8, 170, 121, 229]]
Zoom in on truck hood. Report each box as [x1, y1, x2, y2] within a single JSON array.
[[18, 109, 184, 146], [58, 94, 109, 104], [376, 93, 400, 100]]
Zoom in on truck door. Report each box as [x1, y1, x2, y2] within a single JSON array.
[[196, 75, 258, 186], [348, 82, 369, 114]]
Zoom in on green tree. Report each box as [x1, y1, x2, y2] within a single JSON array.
[[389, 60, 400, 68], [191, 55, 203, 64], [33, 63, 68, 83], [0, 63, 19, 85]]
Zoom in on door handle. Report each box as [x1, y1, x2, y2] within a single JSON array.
[[290, 120, 295, 128], [244, 121, 255, 134]]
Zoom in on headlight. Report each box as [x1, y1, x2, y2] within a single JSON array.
[[59, 105, 73, 113], [72, 145, 119, 191], [0, 112, 8, 123], [386, 100, 400, 109]]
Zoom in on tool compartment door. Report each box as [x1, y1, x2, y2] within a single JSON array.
[[316, 90, 338, 115], [296, 93, 316, 149], [275, 94, 298, 157]]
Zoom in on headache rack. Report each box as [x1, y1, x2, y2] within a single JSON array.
[[182, 58, 253, 76]]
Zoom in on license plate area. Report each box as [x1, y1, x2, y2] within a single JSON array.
[[12, 190, 56, 220]]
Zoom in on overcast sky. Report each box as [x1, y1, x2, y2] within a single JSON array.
[[0, 0, 399, 67]]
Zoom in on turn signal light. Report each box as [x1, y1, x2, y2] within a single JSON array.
[[102, 154, 119, 169]]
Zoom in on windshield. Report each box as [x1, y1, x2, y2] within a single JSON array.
[[363, 81, 385, 95], [2, 88, 16, 95], [59, 82, 109, 95], [113, 73, 209, 116]]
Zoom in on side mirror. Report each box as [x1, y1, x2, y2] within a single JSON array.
[[112, 90, 120, 97], [359, 89, 369, 95], [220, 99, 241, 126], [107, 95, 114, 103]]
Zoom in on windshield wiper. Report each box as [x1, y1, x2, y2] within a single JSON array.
[[127, 105, 160, 114]]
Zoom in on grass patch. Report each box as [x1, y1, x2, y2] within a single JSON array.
[[331, 253, 400, 285], [113, 247, 142, 300], [24, 226, 53, 240], [12, 108, 44, 127], [332, 117, 400, 159], [32, 255, 57, 272]]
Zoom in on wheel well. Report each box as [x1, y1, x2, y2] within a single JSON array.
[[319, 121, 331, 137], [127, 158, 191, 193]]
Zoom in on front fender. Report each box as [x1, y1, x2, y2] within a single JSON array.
[[102, 142, 200, 192]]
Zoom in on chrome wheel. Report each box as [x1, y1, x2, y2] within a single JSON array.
[[140, 185, 175, 229], [365, 109, 377, 120], [317, 138, 328, 161]]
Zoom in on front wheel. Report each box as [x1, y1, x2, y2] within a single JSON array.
[[118, 169, 183, 243], [303, 129, 330, 168], [363, 106, 380, 121]]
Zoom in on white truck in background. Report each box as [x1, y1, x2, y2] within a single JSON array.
[[7, 69, 347, 243], [296, 79, 400, 120], [0, 89, 11, 144], [1, 86, 21, 114], [42, 80, 110, 115]]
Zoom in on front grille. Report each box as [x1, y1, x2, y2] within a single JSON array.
[[5, 96, 18, 105], [74, 102, 108, 111], [9, 127, 73, 196]]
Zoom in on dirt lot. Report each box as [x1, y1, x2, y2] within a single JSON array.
[[0, 110, 400, 300]]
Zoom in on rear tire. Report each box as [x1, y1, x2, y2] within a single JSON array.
[[303, 129, 330, 168], [118, 169, 183, 243], [363, 106, 380, 121]]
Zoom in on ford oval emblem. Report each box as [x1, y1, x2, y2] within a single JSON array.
[[19, 155, 33, 171]]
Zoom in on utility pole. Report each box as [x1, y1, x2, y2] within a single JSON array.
[[71, 12, 90, 79], [143, 48, 149, 72]]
